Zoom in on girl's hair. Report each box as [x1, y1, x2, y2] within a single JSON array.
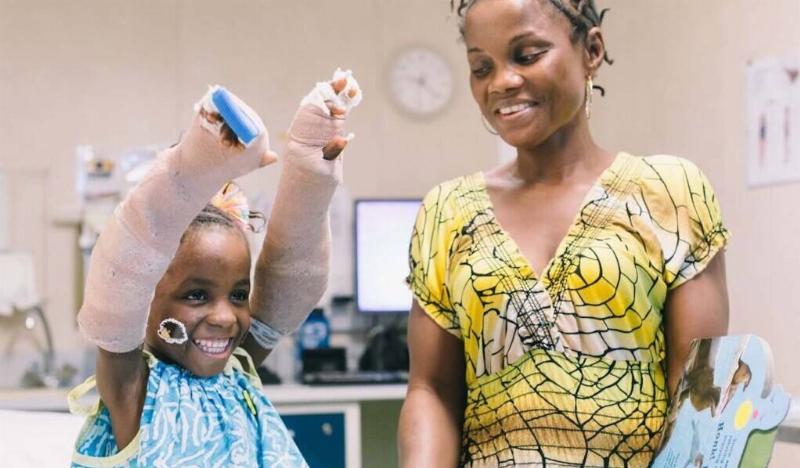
[[451, 0, 614, 66], [181, 204, 247, 243]]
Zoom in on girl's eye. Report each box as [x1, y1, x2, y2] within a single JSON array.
[[230, 289, 250, 303], [185, 289, 208, 302]]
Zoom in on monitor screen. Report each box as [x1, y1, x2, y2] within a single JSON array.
[[354, 199, 421, 313]]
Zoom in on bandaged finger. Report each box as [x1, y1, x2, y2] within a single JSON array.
[[300, 68, 362, 117]]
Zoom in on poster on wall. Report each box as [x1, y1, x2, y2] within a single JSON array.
[[746, 56, 800, 187]]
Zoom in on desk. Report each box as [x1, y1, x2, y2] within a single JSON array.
[[263, 384, 407, 405], [0, 384, 408, 468]]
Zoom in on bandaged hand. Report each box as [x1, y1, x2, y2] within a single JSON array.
[[249, 69, 362, 348], [289, 68, 361, 178], [79, 87, 277, 353]]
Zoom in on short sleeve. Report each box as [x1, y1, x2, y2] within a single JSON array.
[[406, 184, 461, 337], [644, 156, 731, 290]]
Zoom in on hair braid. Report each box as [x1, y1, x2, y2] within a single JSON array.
[[546, 0, 613, 65], [181, 204, 244, 243], [451, 0, 613, 66]]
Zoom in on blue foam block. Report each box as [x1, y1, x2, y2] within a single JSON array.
[[211, 87, 261, 145]]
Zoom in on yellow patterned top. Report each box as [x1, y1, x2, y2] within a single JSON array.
[[407, 152, 729, 467]]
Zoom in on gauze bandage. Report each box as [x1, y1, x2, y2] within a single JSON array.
[[250, 70, 362, 348], [78, 86, 275, 353], [300, 68, 362, 117]]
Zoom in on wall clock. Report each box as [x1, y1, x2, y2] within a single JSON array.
[[388, 47, 454, 117]]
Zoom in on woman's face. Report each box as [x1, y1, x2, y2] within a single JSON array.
[[145, 226, 252, 377], [464, 0, 589, 149]]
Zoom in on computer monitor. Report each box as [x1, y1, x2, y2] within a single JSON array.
[[354, 198, 421, 314]]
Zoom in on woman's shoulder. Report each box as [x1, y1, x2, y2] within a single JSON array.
[[417, 172, 485, 228], [634, 154, 710, 184], [422, 172, 484, 204], [625, 153, 717, 197], [625, 153, 725, 229]]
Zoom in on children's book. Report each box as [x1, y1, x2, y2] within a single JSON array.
[[652, 335, 791, 468]]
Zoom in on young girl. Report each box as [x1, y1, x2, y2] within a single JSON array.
[[69, 71, 361, 467]]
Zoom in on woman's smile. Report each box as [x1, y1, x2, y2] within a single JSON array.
[[493, 98, 540, 124]]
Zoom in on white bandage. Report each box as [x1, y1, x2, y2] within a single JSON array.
[[250, 70, 361, 346], [300, 68, 362, 117], [249, 317, 283, 349], [78, 87, 275, 353]]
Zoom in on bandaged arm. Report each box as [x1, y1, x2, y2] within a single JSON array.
[[78, 87, 276, 353], [248, 70, 361, 355]]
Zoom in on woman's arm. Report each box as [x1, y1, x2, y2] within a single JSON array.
[[664, 252, 730, 398], [398, 302, 466, 467]]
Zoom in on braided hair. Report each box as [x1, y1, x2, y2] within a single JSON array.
[[181, 204, 246, 243], [452, 0, 613, 67]]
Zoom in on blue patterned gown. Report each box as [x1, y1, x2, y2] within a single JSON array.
[[69, 348, 307, 467]]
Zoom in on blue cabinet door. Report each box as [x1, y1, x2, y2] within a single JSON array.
[[281, 412, 346, 468]]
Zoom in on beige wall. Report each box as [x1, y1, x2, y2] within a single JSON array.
[[1, 0, 798, 460], [595, 1, 800, 462], [0, 0, 495, 380], [595, 0, 800, 391]]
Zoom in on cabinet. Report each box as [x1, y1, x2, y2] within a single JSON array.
[[266, 385, 405, 468], [282, 410, 347, 468]]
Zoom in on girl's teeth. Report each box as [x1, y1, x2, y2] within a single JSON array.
[[193, 338, 231, 354]]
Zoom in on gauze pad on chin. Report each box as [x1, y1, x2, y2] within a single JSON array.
[[78, 86, 274, 353], [250, 70, 361, 344]]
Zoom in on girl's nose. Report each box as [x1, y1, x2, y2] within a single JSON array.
[[206, 303, 238, 329]]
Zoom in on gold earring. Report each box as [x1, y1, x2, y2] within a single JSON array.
[[481, 114, 498, 135], [585, 76, 593, 120]]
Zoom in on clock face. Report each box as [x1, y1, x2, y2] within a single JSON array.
[[389, 48, 453, 116]]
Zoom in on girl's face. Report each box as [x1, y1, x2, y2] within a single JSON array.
[[464, 0, 589, 149], [146, 226, 252, 377]]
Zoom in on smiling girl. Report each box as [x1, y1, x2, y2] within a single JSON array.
[[70, 71, 361, 467]]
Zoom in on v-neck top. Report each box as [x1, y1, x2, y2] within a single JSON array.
[[407, 152, 730, 385]]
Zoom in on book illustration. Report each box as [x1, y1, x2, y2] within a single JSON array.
[[652, 335, 791, 467]]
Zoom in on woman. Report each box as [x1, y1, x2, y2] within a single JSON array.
[[398, 0, 730, 466]]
